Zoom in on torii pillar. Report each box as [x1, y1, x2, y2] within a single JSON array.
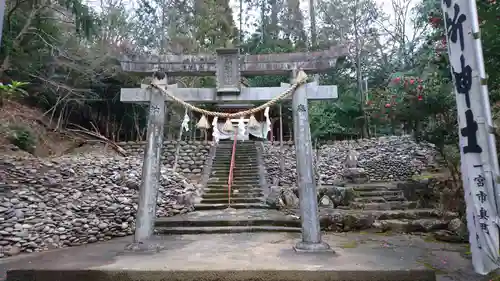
[[283, 71, 332, 253]]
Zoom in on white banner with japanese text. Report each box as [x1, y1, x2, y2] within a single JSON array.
[[216, 122, 270, 140], [442, 0, 500, 274]]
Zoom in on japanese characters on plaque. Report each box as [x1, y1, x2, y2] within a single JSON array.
[[223, 59, 233, 85], [149, 104, 161, 116], [154, 125, 164, 171], [442, 0, 500, 274], [215, 49, 240, 93]]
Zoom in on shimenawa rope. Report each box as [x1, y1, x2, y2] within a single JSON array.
[[149, 70, 309, 118]]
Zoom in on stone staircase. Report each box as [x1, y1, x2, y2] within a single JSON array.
[[331, 182, 458, 233], [196, 140, 268, 210], [346, 182, 416, 210], [155, 140, 301, 234]]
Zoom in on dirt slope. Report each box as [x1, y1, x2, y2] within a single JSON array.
[[0, 101, 82, 157]]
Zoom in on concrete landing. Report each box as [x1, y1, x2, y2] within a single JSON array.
[[1, 232, 483, 281], [155, 209, 301, 234]]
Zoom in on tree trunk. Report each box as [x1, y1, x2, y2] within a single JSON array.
[[309, 0, 317, 49]]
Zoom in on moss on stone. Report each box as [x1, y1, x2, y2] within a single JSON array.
[[411, 173, 435, 181], [340, 240, 359, 248], [418, 261, 447, 274]]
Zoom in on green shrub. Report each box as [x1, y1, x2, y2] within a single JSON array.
[[8, 125, 36, 153], [0, 81, 29, 106]]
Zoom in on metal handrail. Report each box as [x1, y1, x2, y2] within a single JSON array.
[[227, 130, 238, 207]]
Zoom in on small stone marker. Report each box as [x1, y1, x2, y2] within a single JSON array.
[[344, 149, 359, 168]]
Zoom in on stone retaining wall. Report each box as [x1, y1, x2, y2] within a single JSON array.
[[0, 151, 202, 258], [117, 141, 212, 179], [263, 136, 437, 186]]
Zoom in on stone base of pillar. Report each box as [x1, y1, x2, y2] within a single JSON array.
[[293, 241, 335, 253], [123, 240, 166, 254]]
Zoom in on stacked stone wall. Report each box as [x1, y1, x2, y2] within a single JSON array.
[[118, 140, 211, 178], [0, 141, 212, 258], [263, 136, 438, 186]]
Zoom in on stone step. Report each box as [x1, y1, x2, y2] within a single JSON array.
[[216, 153, 256, 156], [203, 192, 262, 197], [155, 216, 300, 228], [220, 140, 255, 143], [215, 153, 257, 157], [212, 167, 259, 170], [210, 166, 259, 170], [207, 176, 260, 181], [352, 185, 398, 192], [206, 181, 260, 186], [207, 179, 259, 183], [217, 151, 256, 153], [214, 154, 257, 157], [214, 156, 257, 159], [214, 152, 257, 156], [210, 171, 260, 176], [349, 201, 418, 210], [216, 149, 256, 153], [353, 197, 387, 203], [212, 161, 258, 165], [210, 171, 258, 176], [385, 196, 406, 202], [373, 218, 449, 233], [216, 152, 256, 154], [206, 184, 260, 189], [212, 159, 258, 163], [211, 168, 259, 172], [217, 147, 256, 150], [216, 151, 256, 154], [216, 150, 256, 153], [210, 169, 259, 172], [358, 190, 403, 197], [206, 183, 260, 188], [218, 142, 255, 146], [213, 159, 257, 163], [218, 144, 256, 147], [215, 158, 257, 161], [212, 167, 257, 171], [203, 193, 262, 198], [218, 142, 255, 145], [373, 209, 458, 220], [202, 192, 263, 199], [209, 172, 259, 176], [204, 187, 262, 193], [212, 161, 259, 165], [213, 160, 258, 164], [211, 167, 259, 171], [208, 176, 260, 180], [207, 179, 259, 185], [201, 197, 262, 204], [216, 149, 257, 152], [155, 225, 301, 234], [194, 203, 270, 210], [205, 183, 259, 187], [317, 208, 458, 222], [325, 209, 456, 220], [353, 196, 406, 203]]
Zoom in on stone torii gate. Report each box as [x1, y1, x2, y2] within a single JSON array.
[[120, 46, 347, 252]]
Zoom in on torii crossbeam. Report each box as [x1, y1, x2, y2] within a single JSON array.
[[121, 82, 338, 103], [120, 46, 347, 76]]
